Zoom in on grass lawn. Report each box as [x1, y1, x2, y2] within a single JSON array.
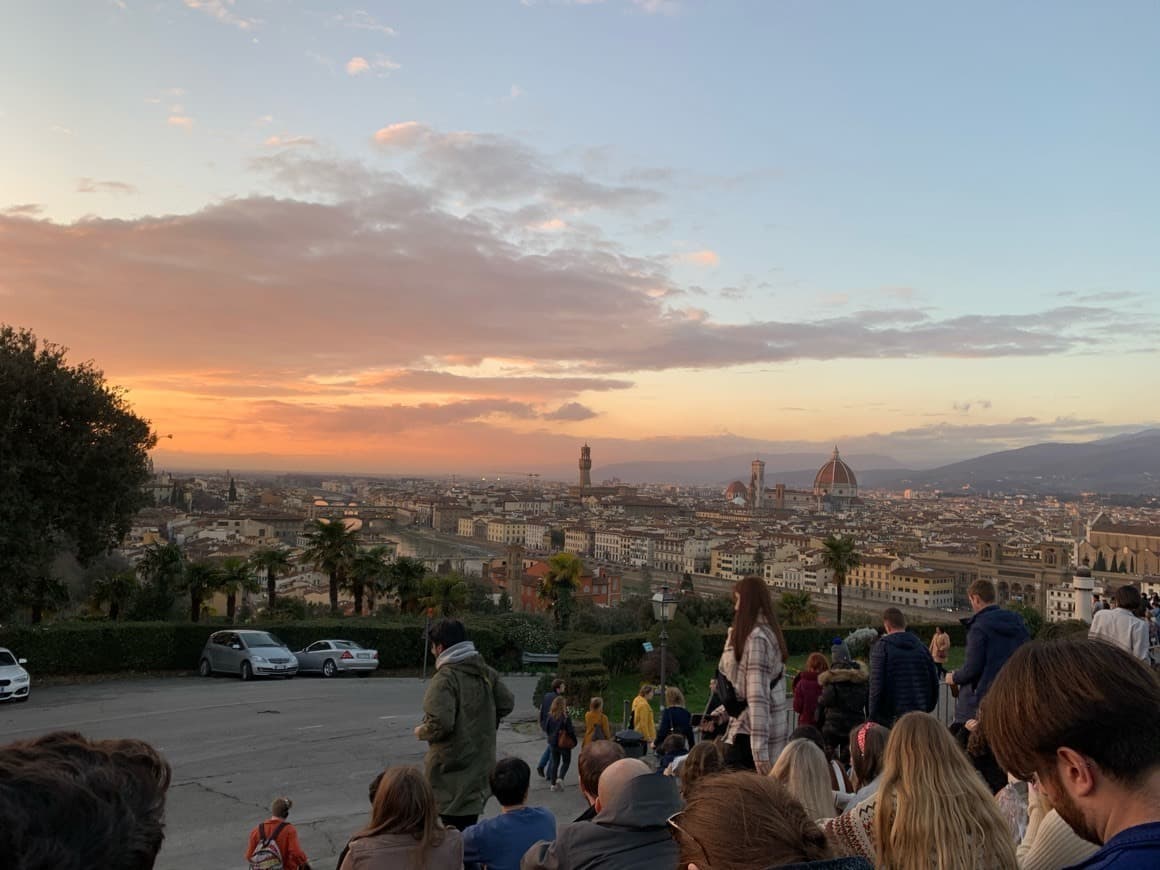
[[601, 646, 967, 730]]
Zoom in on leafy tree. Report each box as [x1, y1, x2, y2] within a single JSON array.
[[820, 535, 861, 625], [647, 611, 704, 673], [540, 552, 584, 631], [678, 593, 734, 628], [777, 590, 819, 626], [421, 574, 470, 617], [466, 578, 498, 614], [250, 547, 291, 612], [0, 326, 155, 622], [497, 588, 513, 613], [301, 519, 359, 616], [218, 557, 259, 622], [348, 546, 393, 615], [1005, 603, 1042, 639], [89, 569, 139, 620], [179, 561, 222, 623], [387, 556, 428, 614]]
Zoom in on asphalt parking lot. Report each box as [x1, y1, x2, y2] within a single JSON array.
[[0, 673, 586, 869]]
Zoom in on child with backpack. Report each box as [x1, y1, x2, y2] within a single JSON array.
[[583, 696, 611, 746], [245, 797, 311, 870]]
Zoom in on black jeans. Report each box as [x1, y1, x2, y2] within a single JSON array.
[[440, 814, 478, 831], [724, 733, 755, 771], [548, 746, 572, 784]]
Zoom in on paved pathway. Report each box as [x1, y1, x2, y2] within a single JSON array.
[[0, 673, 586, 869]]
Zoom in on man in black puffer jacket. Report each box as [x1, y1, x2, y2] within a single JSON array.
[[816, 641, 869, 764], [868, 608, 939, 727]]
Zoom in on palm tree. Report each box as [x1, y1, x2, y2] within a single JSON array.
[[217, 557, 259, 622], [421, 574, 470, 617], [301, 519, 359, 616], [820, 534, 861, 625], [179, 561, 222, 623], [387, 556, 428, 615], [90, 569, 139, 620], [349, 546, 393, 615], [137, 542, 184, 592], [250, 547, 292, 612], [778, 590, 819, 626], [540, 551, 584, 630]]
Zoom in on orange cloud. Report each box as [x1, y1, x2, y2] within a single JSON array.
[[167, 115, 194, 129], [679, 249, 720, 267]]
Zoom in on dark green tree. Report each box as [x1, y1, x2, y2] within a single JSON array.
[[217, 557, 259, 622], [549, 529, 566, 549], [301, 519, 359, 615], [0, 326, 155, 622], [680, 572, 695, 593], [421, 574, 470, 617], [777, 590, 819, 626], [89, 568, 139, 620], [820, 535, 861, 625], [349, 546, 393, 615], [387, 556, 428, 614], [179, 561, 222, 623], [250, 547, 291, 612], [540, 552, 584, 630]]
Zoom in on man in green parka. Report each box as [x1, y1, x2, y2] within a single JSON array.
[[414, 618, 516, 830]]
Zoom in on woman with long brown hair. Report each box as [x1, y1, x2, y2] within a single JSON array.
[[708, 575, 790, 774], [340, 766, 463, 869]]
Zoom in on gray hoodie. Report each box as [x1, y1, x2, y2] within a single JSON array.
[[520, 774, 682, 870]]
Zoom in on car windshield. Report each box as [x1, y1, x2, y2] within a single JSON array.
[[334, 641, 362, 650], [0, 652, 15, 666], [244, 632, 284, 648]]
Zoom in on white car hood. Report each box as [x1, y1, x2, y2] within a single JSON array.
[[0, 664, 29, 680]]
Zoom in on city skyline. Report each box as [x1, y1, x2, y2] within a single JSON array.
[[2, 1, 1157, 473]]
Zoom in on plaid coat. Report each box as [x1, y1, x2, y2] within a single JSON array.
[[718, 621, 788, 775]]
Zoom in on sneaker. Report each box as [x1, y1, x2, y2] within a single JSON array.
[[551, 782, 562, 792], [536, 766, 545, 779]]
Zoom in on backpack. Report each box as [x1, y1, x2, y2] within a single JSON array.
[[592, 719, 607, 741], [714, 665, 784, 718], [248, 821, 287, 870]]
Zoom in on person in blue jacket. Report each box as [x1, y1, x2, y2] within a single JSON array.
[[535, 679, 564, 778], [868, 607, 939, 727], [946, 579, 1029, 720]]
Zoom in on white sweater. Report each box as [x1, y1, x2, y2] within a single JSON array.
[[1016, 788, 1098, 870], [1089, 608, 1150, 661]]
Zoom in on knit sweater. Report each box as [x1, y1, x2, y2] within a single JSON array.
[[1016, 789, 1098, 870]]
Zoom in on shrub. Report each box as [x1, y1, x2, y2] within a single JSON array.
[[495, 612, 556, 654], [640, 648, 680, 684], [647, 612, 702, 674], [844, 627, 880, 660], [1037, 619, 1090, 641], [1005, 603, 1043, 638]]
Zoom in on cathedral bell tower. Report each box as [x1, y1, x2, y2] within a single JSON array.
[[579, 443, 592, 488]]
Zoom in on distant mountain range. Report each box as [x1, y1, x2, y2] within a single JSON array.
[[600, 430, 1160, 495]]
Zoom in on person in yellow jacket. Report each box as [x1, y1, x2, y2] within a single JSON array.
[[631, 684, 656, 744], [583, 696, 612, 746]]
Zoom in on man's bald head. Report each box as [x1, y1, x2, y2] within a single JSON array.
[[578, 740, 625, 805], [595, 758, 650, 812]]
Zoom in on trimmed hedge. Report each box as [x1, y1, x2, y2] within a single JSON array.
[[0, 619, 512, 676]]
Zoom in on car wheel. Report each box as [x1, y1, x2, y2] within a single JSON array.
[[241, 661, 254, 682], [322, 659, 337, 678], [199, 658, 213, 677]]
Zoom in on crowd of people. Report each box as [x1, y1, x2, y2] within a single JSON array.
[[2, 577, 1158, 870]]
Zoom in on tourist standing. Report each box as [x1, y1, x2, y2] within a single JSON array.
[[945, 579, 1029, 722], [1089, 584, 1150, 662], [793, 652, 828, 728], [653, 686, 694, 750], [630, 684, 656, 746], [929, 625, 951, 676], [246, 797, 311, 870], [536, 679, 565, 778], [816, 640, 869, 765], [583, 696, 611, 746], [868, 608, 939, 727], [415, 619, 515, 830], [544, 696, 577, 792], [710, 575, 789, 774]]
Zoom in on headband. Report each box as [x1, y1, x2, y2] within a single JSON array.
[[856, 722, 874, 755]]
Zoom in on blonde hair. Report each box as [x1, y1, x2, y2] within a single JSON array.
[[873, 713, 1017, 870], [771, 739, 835, 821], [589, 696, 603, 712], [638, 683, 654, 698], [549, 695, 567, 718], [665, 686, 685, 707]]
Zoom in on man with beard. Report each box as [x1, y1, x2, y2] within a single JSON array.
[[981, 638, 1160, 868]]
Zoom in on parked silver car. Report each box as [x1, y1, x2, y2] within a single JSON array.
[[294, 639, 379, 677], [0, 648, 31, 702], [198, 630, 298, 681]]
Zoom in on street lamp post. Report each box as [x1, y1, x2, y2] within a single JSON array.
[[652, 585, 678, 709]]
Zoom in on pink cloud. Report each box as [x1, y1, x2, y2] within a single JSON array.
[[680, 249, 720, 267], [167, 115, 194, 129]]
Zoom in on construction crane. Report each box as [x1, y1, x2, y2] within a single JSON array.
[[497, 472, 541, 489]]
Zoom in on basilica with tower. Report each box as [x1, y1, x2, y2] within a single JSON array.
[[726, 446, 860, 513]]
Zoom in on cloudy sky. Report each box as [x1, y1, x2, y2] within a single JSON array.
[[2, 1, 1157, 475]]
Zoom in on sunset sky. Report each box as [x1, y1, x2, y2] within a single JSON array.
[[2, 1, 1157, 476]]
